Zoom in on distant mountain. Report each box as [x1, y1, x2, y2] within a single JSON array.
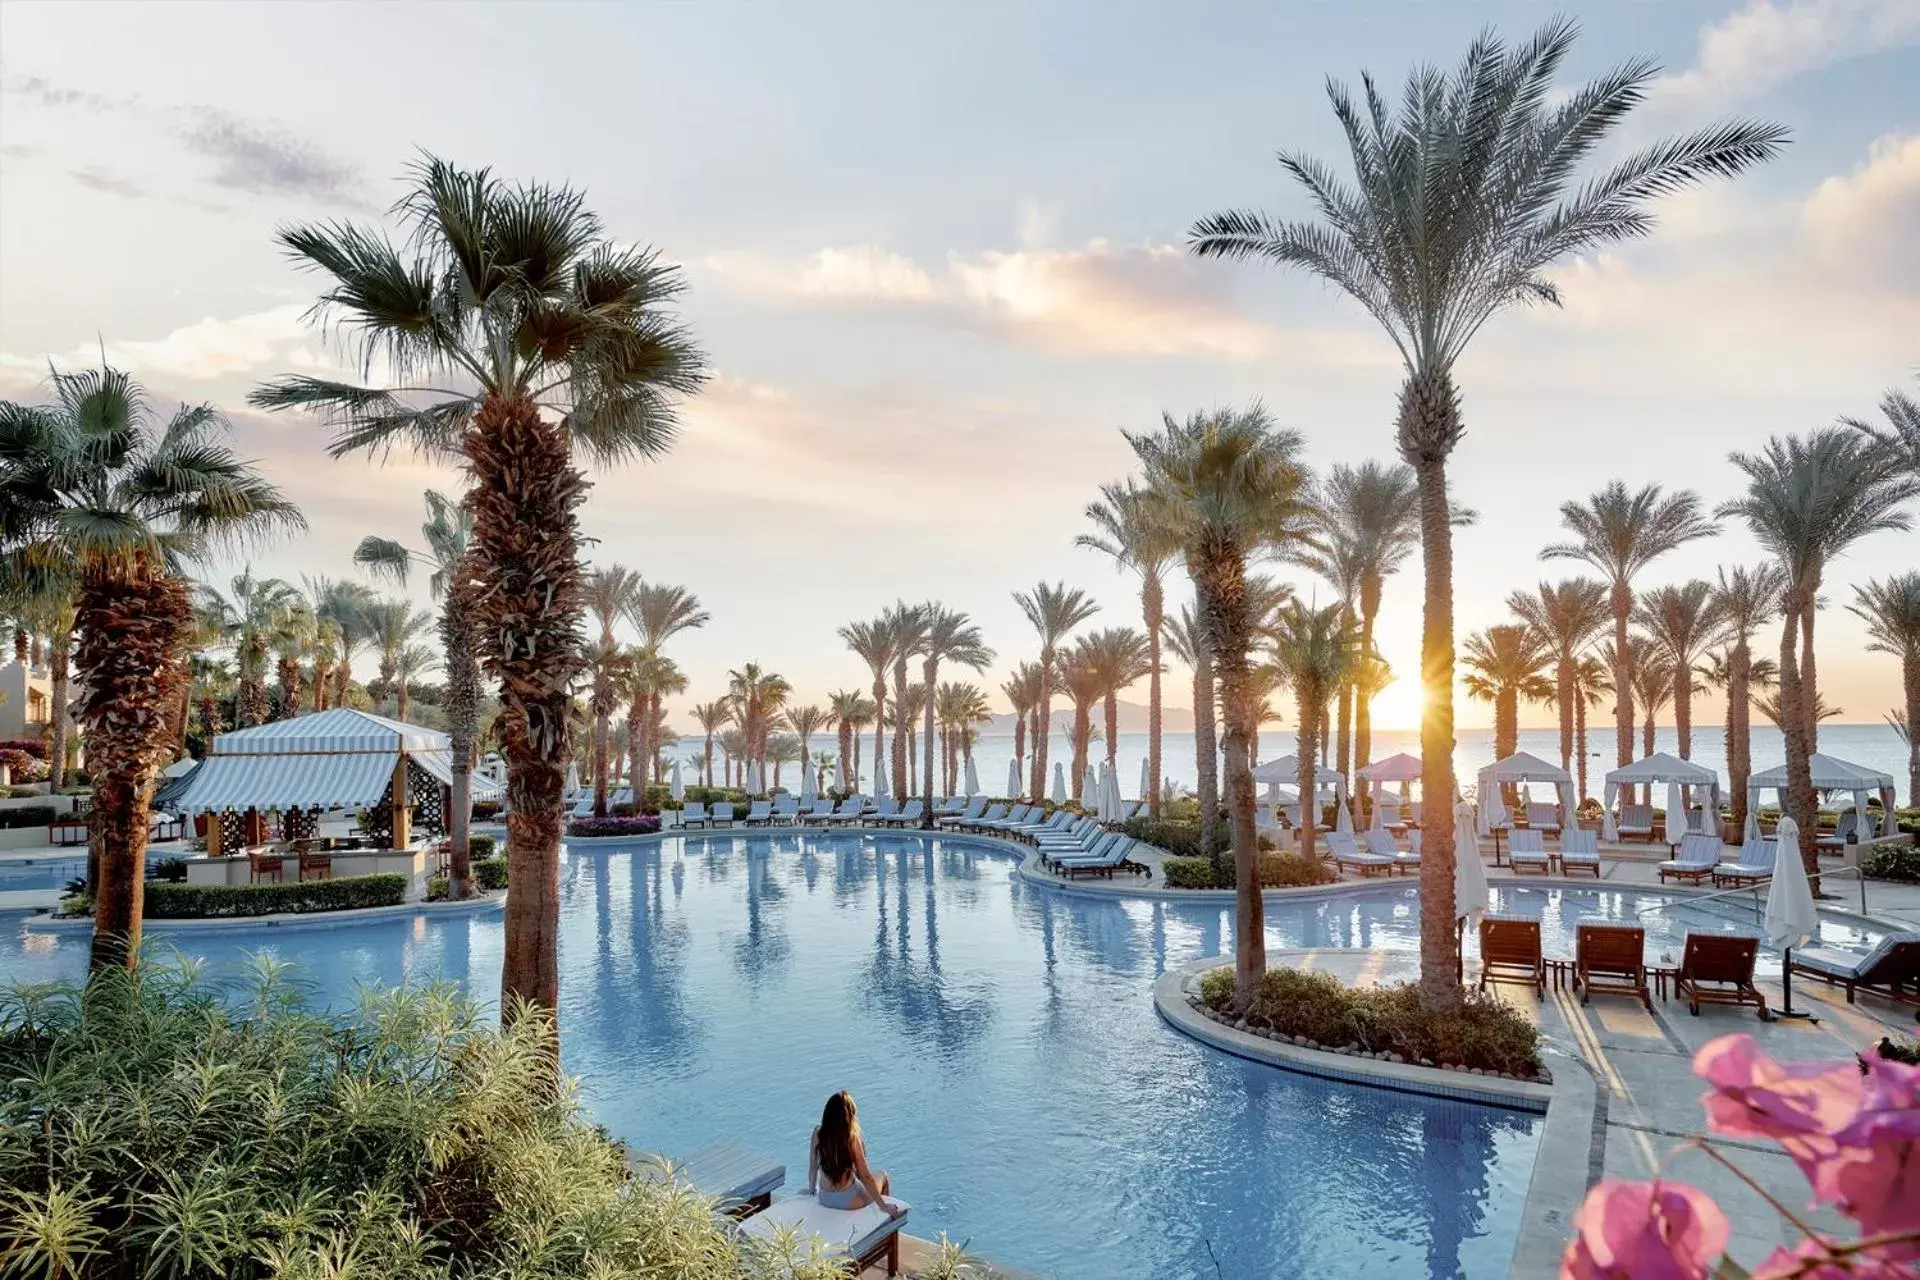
[[982, 699, 1193, 735]]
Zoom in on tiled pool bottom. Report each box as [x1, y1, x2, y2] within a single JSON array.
[[2, 834, 1558, 1279]]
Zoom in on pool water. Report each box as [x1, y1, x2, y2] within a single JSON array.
[[0, 856, 86, 891], [0, 833, 1885, 1278]]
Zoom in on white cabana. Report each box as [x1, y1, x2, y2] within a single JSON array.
[[1254, 755, 1349, 829], [1357, 752, 1423, 830], [1600, 753, 1720, 842], [1006, 755, 1021, 799], [1050, 761, 1068, 806], [1475, 751, 1575, 835], [1745, 755, 1897, 843]]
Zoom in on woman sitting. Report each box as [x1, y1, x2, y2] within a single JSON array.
[[805, 1091, 903, 1217]]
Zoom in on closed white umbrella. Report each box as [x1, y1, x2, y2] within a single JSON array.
[[1335, 779, 1353, 834], [964, 755, 979, 797], [799, 757, 818, 804], [1138, 755, 1151, 803], [1765, 816, 1820, 1019], [1051, 761, 1068, 806], [670, 760, 684, 802], [1006, 754, 1022, 800], [875, 759, 890, 800], [829, 755, 843, 793], [1101, 761, 1122, 822], [1080, 764, 1097, 809], [565, 759, 581, 795], [1454, 799, 1491, 983], [1665, 780, 1686, 847]]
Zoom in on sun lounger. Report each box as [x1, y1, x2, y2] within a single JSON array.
[[630, 1141, 786, 1216], [711, 802, 736, 828], [1673, 932, 1770, 1019], [1689, 807, 1717, 835], [1043, 830, 1122, 869], [1326, 831, 1394, 877], [1282, 804, 1330, 833], [1790, 931, 1920, 1008], [1658, 832, 1722, 884], [795, 799, 834, 824], [1524, 802, 1561, 836], [1507, 828, 1551, 875], [1056, 836, 1148, 879], [1712, 837, 1776, 888], [864, 797, 900, 826], [1393, 826, 1423, 873], [1361, 829, 1413, 875], [1035, 815, 1100, 846], [770, 797, 799, 825], [740, 1192, 911, 1277], [1575, 923, 1651, 1010], [953, 802, 1006, 831], [820, 797, 864, 826], [742, 800, 774, 826], [1109, 800, 1142, 824], [975, 804, 1034, 833], [880, 799, 925, 827], [682, 801, 710, 829], [1559, 829, 1602, 877], [1012, 811, 1077, 841], [937, 797, 989, 826], [932, 795, 966, 816], [1477, 916, 1545, 995], [1617, 803, 1656, 842]]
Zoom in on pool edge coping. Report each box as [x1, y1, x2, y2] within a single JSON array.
[[23, 892, 505, 933]]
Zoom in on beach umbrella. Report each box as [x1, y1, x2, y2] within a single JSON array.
[[799, 757, 817, 804], [1051, 761, 1067, 806], [1665, 780, 1686, 845], [875, 759, 889, 800], [1453, 799, 1491, 982], [1101, 762, 1122, 822], [1080, 764, 1097, 809], [1335, 780, 1353, 834], [829, 755, 843, 793], [669, 760, 684, 803], [1006, 754, 1022, 799], [964, 755, 979, 797], [1764, 816, 1819, 1019], [565, 759, 581, 795], [1138, 755, 1150, 802]]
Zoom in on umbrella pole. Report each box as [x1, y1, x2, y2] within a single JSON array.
[[1772, 948, 1818, 1022], [1455, 917, 1465, 986]]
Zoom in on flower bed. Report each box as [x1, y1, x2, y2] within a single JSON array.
[[567, 814, 662, 838], [1161, 853, 1336, 890], [1197, 965, 1544, 1080], [140, 873, 409, 919]]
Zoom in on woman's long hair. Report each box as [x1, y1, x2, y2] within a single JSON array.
[[816, 1091, 859, 1185]]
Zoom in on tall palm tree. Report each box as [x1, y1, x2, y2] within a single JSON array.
[[354, 489, 482, 892], [1191, 23, 1782, 1008], [269, 599, 315, 720], [1267, 601, 1359, 862], [1568, 654, 1611, 803], [199, 569, 298, 728], [393, 645, 438, 721], [628, 582, 708, 788], [0, 364, 300, 970], [1757, 688, 1841, 729], [1079, 480, 1177, 815], [936, 681, 991, 795], [1634, 581, 1728, 760], [1126, 406, 1315, 1005], [1722, 428, 1917, 875], [1012, 583, 1098, 807], [1544, 483, 1715, 773], [1079, 626, 1152, 773], [1626, 645, 1676, 761], [998, 665, 1041, 798], [1059, 644, 1105, 800], [1850, 573, 1920, 805], [1161, 606, 1219, 856], [1709, 564, 1786, 835], [1462, 625, 1555, 765], [1845, 379, 1920, 479], [309, 577, 375, 711], [917, 606, 992, 824], [578, 566, 642, 816], [631, 650, 687, 789], [691, 699, 732, 787], [839, 615, 904, 798], [783, 703, 831, 780], [718, 726, 748, 788], [877, 602, 929, 799], [1508, 579, 1609, 776], [256, 157, 706, 1030], [726, 662, 790, 788], [3, 574, 78, 787], [360, 599, 432, 719], [826, 690, 871, 791], [1295, 527, 1364, 781], [188, 655, 233, 750]]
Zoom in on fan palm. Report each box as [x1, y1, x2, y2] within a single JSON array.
[[917, 606, 992, 824], [1079, 479, 1177, 815], [1126, 405, 1315, 1004], [1709, 564, 1786, 834], [1633, 581, 1728, 760], [1190, 21, 1781, 1008], [628, 582, 708, 787], [0, 364, 301, 969], [782, 703, 831, 780], [1080, 626, 1152, 774], [578, 566, 642, 816], [691, 699, 732, 787], [269, 598, 316, 719], [935, 681, 992, 795], [1462, 625, 1555, 765], [1845, 379, 1920, 479], [1722, 428, 1917, 873], [1850, 573, 1920, 804], [1267, 602, 1360, 863], [355, 489, 483, 892], [1508, 579, 1609, 777], [1011, 583, 1098, 807], [1544, 482, 1715, 774], [199, 569, 299, 728], [998, 664, 1041, 798], [839, 615, 905, 799], [255, 157, 706, 1027], [1162, 606, 1219, 858]]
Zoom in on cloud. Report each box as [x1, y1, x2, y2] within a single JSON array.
[[176, 108, 371, 208], [1, 74, 121, 111], [1652, 0, 1920, 108], [705, 245, 943, 302], [68, 166, 148, 199], [0, 304, 315, 384], [1802, 132, 1920, 287]]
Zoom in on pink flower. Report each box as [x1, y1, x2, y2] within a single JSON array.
[[1693, 1034, 1861, 1191], [1754, 1238, 1912, 1279], [1823, 1048, 1920, 1256], [1560, 1179, 1729, 1280]]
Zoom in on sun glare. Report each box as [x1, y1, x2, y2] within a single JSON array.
[[1367, 676, 1425, 732]]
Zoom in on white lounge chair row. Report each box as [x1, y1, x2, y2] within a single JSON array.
[[1508, 829, 1601, 877]]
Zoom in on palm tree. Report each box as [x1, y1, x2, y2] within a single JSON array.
[[691, 699, 732, 786], [1162, 606, 1219, 857], [783, 703, 831, 780], [936, 682, 991, 794], [268, 597, 315, 720], [200, 569, 299, 728], [1079, 480, 1177, 815], [1079, 626, 1152, 774], [393, 644, 438, 721], [1508, 579, 1609, 777], [839, 615, 904, 799], [827, 690, 871, 791], [1723, 428, 1917, 875], [1850, 573, 1920, 805], [629, 582, 708, 787], [1544, 483, 1716, 774], [718, 726, 748, 787], [1709, 564, 1786, 835], [1634, 581, 1728, 760], [1127, 406, 1315, 1004], [188, 654, 233, 750], [631, 650, 687, 790], [309, 578, 375, 711], [1846, 379, 1920, 479], [1626, 645, 1676, 761], [0, 364, 300, 970], [255, 158, 706, 1030], [726, 662, 790, 788], [354, 490, 482, 892], [917, 606, 992, 824], [1757, 689, 1842, 729], [1267, 601, 1360, 862], [1568, 654, 1611, 803], [1012, 583, 1098, 807], [360, 599, 432, 719], [578, 566, 642, 816], [879, 602, 929, 799], [1059, 644, 1104, 799], [2, 575, 78, 787], [1295, 528, 1364, 781], [1462, 625, 1555, 765], [1191, 23, 1782, 1008]]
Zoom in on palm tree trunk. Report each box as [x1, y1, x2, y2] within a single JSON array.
[[1642, 713, 1655, 760], [1031, 653, 1052, 805], [1071, 702, 1090, 797], [441, 580, 480, 900], [1193, 631, 1219, 863], [1355, 603, 1378, 776], [1334, 680, 1352, 783], [1011, 713, 1026, 799], [891, 661, 911, 800], [310, 655, 329, 712], [1777, 597, 1819, 882], [590, 649, 612, 819], [49, 632, 70, 791], [920, 655, 939, 828], [1296, 687, 1318, 863], [1196, 546, 1264, 1006], [649, 690, 665, 787], [1103, 690, 1119, 769], [1145, 580, 1163, 817], [1408, 423, 1460, 1010], [1903, 648, 1920, 807], [627, 700, 645, 803], [397, 682, 412, 724], [464, 394, 587, 1038], [1574, 687, 1590, 802], [1728, 639, 1752, 835], [871, 677, 887, 798], [1611, 581, 1633, 770], [333, 659, 351, 710], [1800, 602, 1819, 753], [1674, 666, 1693, 759], [74, 557, 189, 972], [1555, 655, 1575, 774]]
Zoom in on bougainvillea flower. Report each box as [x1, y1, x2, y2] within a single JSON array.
[[1560, 1179, 1730, 1279]]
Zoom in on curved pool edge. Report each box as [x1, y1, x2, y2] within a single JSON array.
[[23, 891, 505, 934]]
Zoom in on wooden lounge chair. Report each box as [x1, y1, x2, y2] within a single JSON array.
[[1617, 803, 1656, 842], [1524, 802, 1561, 836], [741, 1193, 910, 1276], [1326, 832, 1393, 877], [1658, 833, 1722, 884], [1477, 916, 1544, 995], [1559, 829, 1602, 877], [1790, 932, 1920, 1008], [1712, 837, 1776, 888], [1395, 826, 1423, 874], [1575, 923, 1651, 1010], [1507, 828, 1552, 874], [1674, 933, 1770, 1019]]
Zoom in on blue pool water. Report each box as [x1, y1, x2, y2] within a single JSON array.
[[0, 856, 86, 891], [0, 833, 1887, 1278]]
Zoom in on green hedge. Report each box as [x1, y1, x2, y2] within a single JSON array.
[[142, 873, 408, 919], [469, 833, 497, 860], [1162, 853, 1337, 890], [1862, 841, 1920, 884], [0, 803, 60, 829], [474, 856, 508, 891], [1124, 815, 1228, 859]]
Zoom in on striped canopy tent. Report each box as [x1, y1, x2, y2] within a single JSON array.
[[1745, 754, 1897, 844], [170, 708, 499, 851], [1475, 751, 1574, 835], [1600, 753, 1720, 841]]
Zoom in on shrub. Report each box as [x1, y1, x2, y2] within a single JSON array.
[[1161, 853, 1338, 890], [468, 833, 497, 860], [1125, 815, 1229, 859], [0, 803, 58, 829], [140, 873, 408, 919], [474, 856, 509, 891], [0, 747, 50, 783], [568, 814, 662, 838], [0, 963, 875, 1280], [1199, 965, 1542, 1077], [147, 856, 188, 883], [0, 737, 47, 760], [1861, 841, 1920, 884], [425, 874, 450, 902]]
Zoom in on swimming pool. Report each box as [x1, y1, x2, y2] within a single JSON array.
[[0, 833, 1886, 1278], [0, 855, 87, 891]]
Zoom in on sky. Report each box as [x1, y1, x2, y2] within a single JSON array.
[[1, 0, 1916, 735]]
